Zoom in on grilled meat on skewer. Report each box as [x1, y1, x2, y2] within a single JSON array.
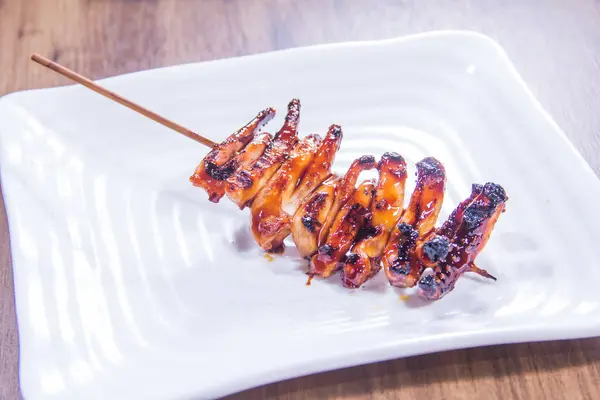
[[189, 100, 508, 300]]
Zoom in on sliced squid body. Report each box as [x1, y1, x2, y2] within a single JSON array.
[[290, 175, 341, 259], [190, 108, 275, 202], [291, 155, 376, 259], [382, 157, 446, 288], [341, 152, 408, 288], [309, 180, 376, 278], [225, 99, 301, 209], [317, 155, 377, 246], [250, 134, 321, 252], [282, 124, 343, 215]]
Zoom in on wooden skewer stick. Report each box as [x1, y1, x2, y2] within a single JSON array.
[[30, 53, 217, 148]]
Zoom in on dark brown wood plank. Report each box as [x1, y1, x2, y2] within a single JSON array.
[[1, 1, 600, 399]]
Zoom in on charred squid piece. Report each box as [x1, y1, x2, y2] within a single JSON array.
[[225, 99, 301, 209], [416, 183, 483, 268], [403, 157, 446, 235], [382, 157, 446, 288], [317, 155, 377, 246], [250, 134, 321, 253], [190, 108, 275, 202], [341, 152, 408, 288], [456, 183, 509, 261], [417, 265, 460, 301], [381, 222, 420, 287], [447, 182, 508, 277], [309, 180, 375, 279], [417, 182, 508, 300], [283, 124, 343, 215], [291, 175, 341, 259]]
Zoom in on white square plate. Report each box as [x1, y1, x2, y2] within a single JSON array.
[[2, 31, 600, 400]]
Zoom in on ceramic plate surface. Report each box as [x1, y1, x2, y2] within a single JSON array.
[[2, 31, 600, 400]]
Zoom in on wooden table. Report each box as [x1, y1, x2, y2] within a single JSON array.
[[2, 1, 600, 399]]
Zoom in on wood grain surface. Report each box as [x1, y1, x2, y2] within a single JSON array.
[[1, 1, 600, 399]]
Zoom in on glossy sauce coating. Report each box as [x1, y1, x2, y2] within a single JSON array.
[[225, 99, 301, 209], [190, 108, 275, 202], [382, 157, 446, 288], [283, 124, 343, 215], [317, 155, 377, 246], [341, 152, 407, 288], [250, 134, 321, 252], [290, 175, 340, 258], [417, 183, 508, 300], [309, 180, 375, 278], [291, 155, 376, 259]]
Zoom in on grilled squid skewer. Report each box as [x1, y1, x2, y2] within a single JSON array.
[[186, 99, 508, 300]]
